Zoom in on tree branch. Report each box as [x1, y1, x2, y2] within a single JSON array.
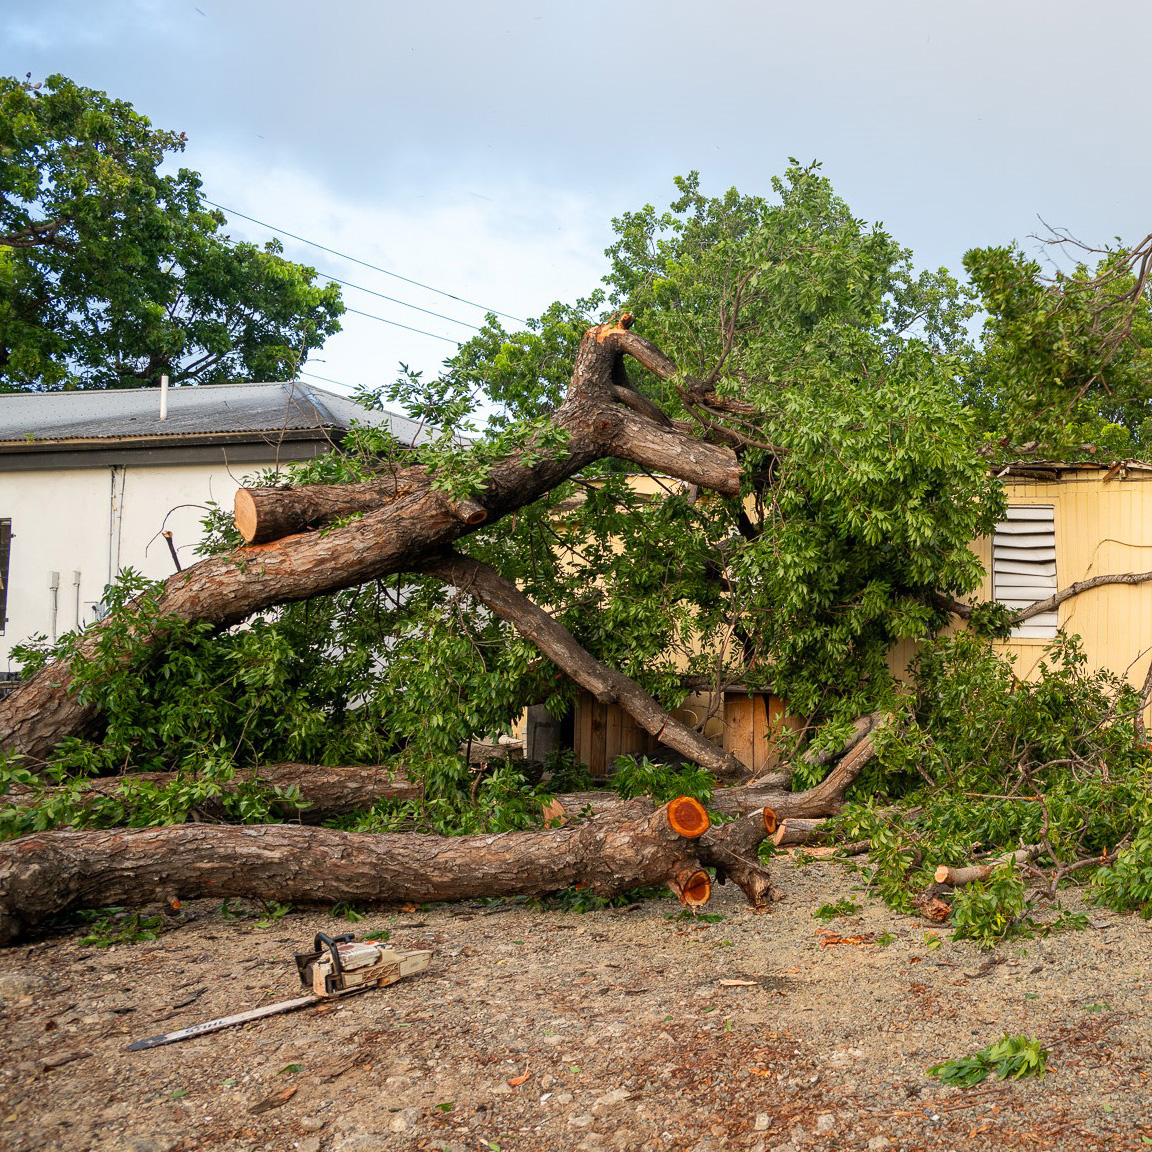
[[422, 552, 748, 780]]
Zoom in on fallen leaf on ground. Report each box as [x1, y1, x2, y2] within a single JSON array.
[[817, 931, 876, 948], [508, 1066, 530, 1087], [248, 1085, 298, 1114]]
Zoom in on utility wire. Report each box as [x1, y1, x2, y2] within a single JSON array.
[[298, 368, 361, 391], [343, 306, 461, 344], [315, 270, 482, 331], [204, 199, 526, 324]]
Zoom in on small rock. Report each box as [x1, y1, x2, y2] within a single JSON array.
[[595, 1088, 632, 1108], [299, 1117, 326, 1133], [868, 1139, 891, 1152], [755, 1114, 771, 1131], [816, 1114, 836, 1135], [569, 1113, 594, 1128], [557, 1092, 574, 1104], [299, 1139, 321, 1152]]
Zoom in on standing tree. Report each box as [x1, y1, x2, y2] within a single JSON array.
[[0, 73, 343, 390]]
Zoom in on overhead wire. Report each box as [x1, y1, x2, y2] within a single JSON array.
[[203, 198, 527, 324], [313, 270, 482, 331], [343, 306, 461, 344]]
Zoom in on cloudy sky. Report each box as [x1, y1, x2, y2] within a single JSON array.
[[5, 0, 1151, 400]]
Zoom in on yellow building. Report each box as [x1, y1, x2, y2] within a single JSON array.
[[971, 461, 1152, 690], [558, 463, 1152, 775]]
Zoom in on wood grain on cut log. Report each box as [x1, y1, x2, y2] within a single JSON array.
[[667, 864, 712, 908], [0, 320, 741, 765], [0, 795, 714, 944]]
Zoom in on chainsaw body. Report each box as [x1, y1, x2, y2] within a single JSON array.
[[294, 932, 432, 998]]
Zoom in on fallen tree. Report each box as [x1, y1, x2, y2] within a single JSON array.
[[0, 795, 747, 945], [0, 318, 747, 776], [1, 720, 880, 835]]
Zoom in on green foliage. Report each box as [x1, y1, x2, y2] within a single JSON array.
[[949, 866, 1028, 948], [1094, 822, 1152, 919], [74, 907, 164, 948], [928, 1033, 1048, 1087], [812, 898, 862, 921], [610, 755, 713, 805], [0, 73, 342, 390], [839, 632, 1152, 935], [965, 238, 1152, 458], [444, 164, 1002, 724]]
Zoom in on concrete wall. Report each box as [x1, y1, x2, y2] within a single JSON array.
[[0, 458, 276, 667]]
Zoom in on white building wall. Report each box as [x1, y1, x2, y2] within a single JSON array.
[[0, 458, 279, 668]]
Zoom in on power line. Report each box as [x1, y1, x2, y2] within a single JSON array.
[[343, 306, 461, 344], [298, 368, 361, 391], [204, 199, 526, 325], [314, 270, 480, 331]]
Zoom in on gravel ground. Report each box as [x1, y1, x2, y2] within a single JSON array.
[[1, 851, 1150, 1152]]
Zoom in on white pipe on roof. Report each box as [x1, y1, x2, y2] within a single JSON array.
[[160, 374, 169, 421]]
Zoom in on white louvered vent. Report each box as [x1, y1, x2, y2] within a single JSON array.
[[993, 505, 1057, 639]]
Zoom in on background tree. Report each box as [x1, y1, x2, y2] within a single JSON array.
[[964, 231, 1152, 460], [0, 73, 343, 390]]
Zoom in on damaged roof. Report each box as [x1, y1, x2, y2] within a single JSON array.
[[0, 381, 428, 450]]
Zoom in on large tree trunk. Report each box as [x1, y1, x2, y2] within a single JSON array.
[[2, 763, 423, 824], [0, 795, 727, 945], [2, 716, 884, 828], [0, 320, 741, 765]]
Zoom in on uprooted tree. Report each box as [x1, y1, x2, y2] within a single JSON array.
[[2, 162, 1152, 943]]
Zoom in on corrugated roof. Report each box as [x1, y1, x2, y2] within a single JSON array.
[[0, 381, 430, 448]]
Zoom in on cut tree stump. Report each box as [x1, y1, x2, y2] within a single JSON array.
[[0, 795, 728, 945]]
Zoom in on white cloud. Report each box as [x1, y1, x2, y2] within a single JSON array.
[[197, 151, 615, 399]]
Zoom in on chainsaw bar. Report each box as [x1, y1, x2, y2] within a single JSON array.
[[127, 993, 322, 1051], [126, 933, 432, 1052]]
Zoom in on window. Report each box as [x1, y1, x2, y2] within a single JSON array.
[[0, 519, 9, 636], [992, 505, 1057, 639]]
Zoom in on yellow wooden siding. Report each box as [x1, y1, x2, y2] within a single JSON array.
[[974, 474, 1152, 697]]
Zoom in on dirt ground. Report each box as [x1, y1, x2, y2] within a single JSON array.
[[1, 851, 1149, 1152]]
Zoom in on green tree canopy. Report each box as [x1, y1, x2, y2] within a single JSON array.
[[964, 234, 1152, 459], [376, 165, 1005, 733], [0, 73, 343, 390]]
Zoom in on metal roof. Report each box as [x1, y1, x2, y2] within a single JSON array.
[[0, 381, 430, 449]]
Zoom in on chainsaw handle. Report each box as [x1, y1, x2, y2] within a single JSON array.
[[313, 932, 354, 976]]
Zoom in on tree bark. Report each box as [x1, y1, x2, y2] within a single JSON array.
[[0, 795, 722, 945], [3, 763, 422, 824], [695, 807, 780, 912], [2, 719, 881, 828], [425, 553, 747, 781], [233, 473, 423, 545], [932, 845, 1043, 887], [772, 817, 830, 847], [0, 320, 741, 765]]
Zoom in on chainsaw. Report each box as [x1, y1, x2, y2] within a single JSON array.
[[127, 932, 432, 1052]]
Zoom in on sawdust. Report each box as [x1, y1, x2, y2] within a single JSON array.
[[1, 854, 1150, 1151]]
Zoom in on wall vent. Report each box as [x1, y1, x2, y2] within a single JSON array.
[[993, 505, 1057, 639]]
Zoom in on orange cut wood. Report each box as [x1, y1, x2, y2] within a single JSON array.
[[666, 796, 710, 839], [762, 807, 778, 835], [667, 864, 712, 908]]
